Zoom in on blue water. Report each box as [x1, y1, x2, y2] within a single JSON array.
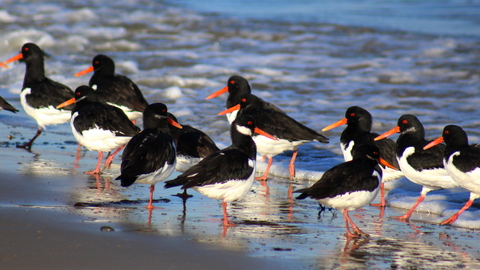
[[1, 0, 480, 268]]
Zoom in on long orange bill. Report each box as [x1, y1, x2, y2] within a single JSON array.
[[374, 126, 400, 141], [379, 158, 399, 170], [322, 118, 348, 132], [2, 53, 24, 68], [254, 127, 278, 141], [218, 104, 240, 115], [0, 62, 8, 68], [74, 66, 94, 77], [167, 117, 183, 129], [56, 98, 76, 109], [206, 86, 228, 100], [423, 136, 444, 150]]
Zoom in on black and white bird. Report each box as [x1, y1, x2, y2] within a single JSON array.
[[116, 103, 182, 209], [0, 96, 18, 113], [295, 144, 393, 238], [75, 54, 149, 121], [322, 106, 403, 207], [167, 113, 220, 172], [57, 85, 140, 174], [206, 75, 285, 125], [375, 114, 458, 219], [424, 125, 480, 225], [219, 93, 329, 180], [164, 115, 277, 226], [2, 43, 74, 149]]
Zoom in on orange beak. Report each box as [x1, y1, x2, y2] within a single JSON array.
[[423, 136, 444, 150], [206, 86, 228, 100], [167, 117, 183, 129], [56, 98, 76, 109], [254, 127, 278, 141], [374, 126, 400, 141], [2, 53, 24, 68], [322, 118, 348, 132], [74, 66, 95, 77], [218, 104, 240, 115], [379, 158, 399, 170]]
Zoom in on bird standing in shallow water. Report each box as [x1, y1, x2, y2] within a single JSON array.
[[296, 144, 395, 238], [322, 106, 403, 207], [116, 103, 182, 209], [219, 93, 328, 180], [75, 54, 149, 122], [424, 125, 480, 225], [165, 115, 277, 226], [57, 86, 140, 175], [375, 114, 458, 220], [2, 43, 74, 150]]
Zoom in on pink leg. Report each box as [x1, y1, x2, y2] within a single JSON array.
[[256, 156, 273, 181], [441, 198, 474, 225], [288, 149, 298, 179], [17, 126, 42, 150], [85, 151, 103, 175], [394, 192, 426, 220], [344, 209, 369, 236], [342, 209, 359, 238], [103, 145, 125, 170], [222, 201, 236, 226], [370, 183, 386, 207]]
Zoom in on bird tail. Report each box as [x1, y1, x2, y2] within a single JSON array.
[[294, 188, 309, 200], [115, 175, 137, 187], [164, 177, 186, 189]]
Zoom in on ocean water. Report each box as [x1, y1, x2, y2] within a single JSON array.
[[1, 0, 480, 268]]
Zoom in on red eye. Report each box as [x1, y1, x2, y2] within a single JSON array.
[[94, 61, 99, 65], [76, 92, 81, 96], [241, 98, 246, 102], [162, 109, 166, 113], [445, 130, 449, 135], [247, 121, 253, 125], [402, 120, 408, 124], [24, 47, 29, 51], [373, 151, 378, 155], [350, 113, 355, 117], [230, 80, 235, 84]]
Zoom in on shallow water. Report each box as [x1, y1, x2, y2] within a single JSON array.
[[1, 0, 480, 268]]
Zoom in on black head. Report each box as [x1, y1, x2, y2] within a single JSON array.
[[143, 103, 181, 130], [92, 54, 115, 74], [232, 115, 257, 137], [227, 75, 251, 95], [397, 114, 424, 136], [352, 144, 381, 162], [74, 85, 99, 103], [19, 43, 48, 63], [238, 93, 261, 110], [345, 106, 372, 125], [442, 125, 468, 147]]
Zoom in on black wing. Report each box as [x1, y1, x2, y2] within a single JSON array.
[[26, 78, 75, 110]]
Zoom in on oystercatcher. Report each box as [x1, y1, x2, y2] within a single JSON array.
[[219, 93, 329, 180], [374, 114, 458, 219], [167, 113, 220, 172], [322, 106, 403, 207], [206, 75, 284, 124], [57, 85, 140, 174], [0, 96, 18, 113], [116, 103, 181, 209], [164, 115, 277, 226], [75, 54, 148, 121], [424, 125, 480, 225], [296, 144, 393, 238], [2, 43, 74, 149]]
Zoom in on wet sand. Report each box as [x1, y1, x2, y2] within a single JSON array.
[[2, 117, 480, 269]]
